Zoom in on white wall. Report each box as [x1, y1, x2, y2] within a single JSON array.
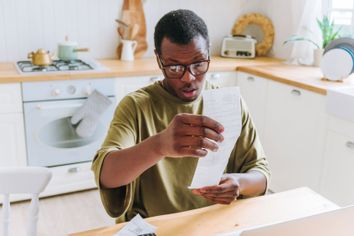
[[0, 0, 308, 62], [0, 0, 246, 62]]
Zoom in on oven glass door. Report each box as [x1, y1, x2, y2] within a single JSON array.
[[24, 97, 115, 167]]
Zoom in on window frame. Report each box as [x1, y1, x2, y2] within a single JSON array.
[[322, 0, 354, 36]]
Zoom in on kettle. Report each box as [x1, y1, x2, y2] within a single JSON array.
[[28, 49, 53, 66]]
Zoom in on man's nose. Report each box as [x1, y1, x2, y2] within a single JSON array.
[[180, 68, 196, 83]]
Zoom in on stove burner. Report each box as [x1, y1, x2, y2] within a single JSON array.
[[17, 59, 94, 73]]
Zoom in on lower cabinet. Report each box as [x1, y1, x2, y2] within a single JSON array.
[[115, 75, 162, 103], [42, 162, 95, 197], [320, 116, 354, 206], [263, 80, 327, 193], [0, 113, 27, 167], [0, 83, 26, 167], [206, 72, 238, 87], [237, 72, 268, 141]]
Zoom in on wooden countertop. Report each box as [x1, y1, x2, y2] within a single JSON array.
[[0, 57, 278, 83], [238, 64, 354, 95], [1, 56, 354, 95], [69, 187, 338, 236]]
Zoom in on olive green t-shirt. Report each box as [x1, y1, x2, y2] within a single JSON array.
[[92, 81, 270, 223]]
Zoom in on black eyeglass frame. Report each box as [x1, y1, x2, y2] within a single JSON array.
[[157, 54, 211, 80]]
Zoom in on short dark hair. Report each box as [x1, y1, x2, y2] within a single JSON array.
[[154, 9, 210, 54]]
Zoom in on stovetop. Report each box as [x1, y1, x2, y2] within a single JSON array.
[[17, 59, 94, 73]]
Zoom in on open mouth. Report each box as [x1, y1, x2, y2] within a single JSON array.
[[181, 88, 197, 98]]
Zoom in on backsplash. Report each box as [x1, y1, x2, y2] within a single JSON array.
[[0, 0, 257, 62]]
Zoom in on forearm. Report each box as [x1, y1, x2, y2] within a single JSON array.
[[100, 134, 164, 188], [229, 170, 267, 197]]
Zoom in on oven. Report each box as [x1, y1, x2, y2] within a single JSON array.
[[22, 78, 115, 167]]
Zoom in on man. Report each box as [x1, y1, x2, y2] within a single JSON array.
[[92, 9, 270, 223]]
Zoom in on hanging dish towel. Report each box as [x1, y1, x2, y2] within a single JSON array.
[[71, 90, 112, 138]]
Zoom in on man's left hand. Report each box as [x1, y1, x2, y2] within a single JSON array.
[[192, 174, 241, 204]]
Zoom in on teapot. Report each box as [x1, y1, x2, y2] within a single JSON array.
[[28, 49, 53, 66]]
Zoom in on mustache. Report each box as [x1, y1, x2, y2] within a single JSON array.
[[181, 86, 197, 91]]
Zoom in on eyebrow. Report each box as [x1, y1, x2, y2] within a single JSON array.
[[163, 54, 208, 64]]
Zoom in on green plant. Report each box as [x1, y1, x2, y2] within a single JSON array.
[[283, 15, 342, 49]]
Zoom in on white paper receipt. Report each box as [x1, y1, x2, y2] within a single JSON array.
[[189, 86, 241, 189], [114, 214, 157, 236]]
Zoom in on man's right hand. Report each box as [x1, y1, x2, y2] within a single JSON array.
[[156, 113, 224, 158]]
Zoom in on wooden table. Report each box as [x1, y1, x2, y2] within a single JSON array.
[[70, 187, 338, 236]]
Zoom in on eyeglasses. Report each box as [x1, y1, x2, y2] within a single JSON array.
[[157, 55, 210, 80]]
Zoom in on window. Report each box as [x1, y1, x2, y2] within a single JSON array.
[[323, 0, 354, 36]]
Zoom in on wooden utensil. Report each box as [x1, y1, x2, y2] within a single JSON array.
[[116, 0, 147, 59], [115, 19, 129, 28], [130, 24, 140, 40]]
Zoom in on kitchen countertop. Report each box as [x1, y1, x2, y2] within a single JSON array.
[[1, 56, 354, 95]]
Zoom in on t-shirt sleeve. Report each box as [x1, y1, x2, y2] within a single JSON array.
[[91, 95, 138, 219], [226, 97, 271, 191]]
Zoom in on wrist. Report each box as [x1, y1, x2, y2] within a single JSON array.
[[149, 132, 165, 158]]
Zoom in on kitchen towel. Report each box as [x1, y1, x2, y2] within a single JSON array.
[[71, 90, 112, 138]]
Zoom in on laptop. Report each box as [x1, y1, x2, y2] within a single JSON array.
[[218, 205, 354, 236]]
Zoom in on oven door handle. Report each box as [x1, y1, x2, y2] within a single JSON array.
[[35, 103, 83, 110]]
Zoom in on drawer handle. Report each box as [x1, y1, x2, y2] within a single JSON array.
[[149, 76, 160, 82], [67, 167, 80, 173], [247, 76, 255, 82], [346, 141, 354, 149], [291, 89, 301, 96]]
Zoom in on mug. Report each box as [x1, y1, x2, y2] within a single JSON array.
[[121, 40, 137, 61]]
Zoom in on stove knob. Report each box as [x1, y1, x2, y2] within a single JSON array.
[[67, 85, 76, 95], [51, 89, 61, 96], [84, 85, 92, 96]]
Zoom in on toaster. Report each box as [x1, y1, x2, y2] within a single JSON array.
[[221, 35, 256, 59]]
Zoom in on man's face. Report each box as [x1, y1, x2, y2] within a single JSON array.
[[157, 36, 209, 102]]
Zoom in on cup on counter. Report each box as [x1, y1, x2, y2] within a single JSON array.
[[120, 40, 137, 62]]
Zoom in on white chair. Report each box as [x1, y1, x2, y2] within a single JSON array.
[[0, 167, 52, 236]]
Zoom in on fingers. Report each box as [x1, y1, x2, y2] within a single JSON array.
[[191, 177, 240, 204], [203, 195, 235, 205], [177, 123, 224, 143], [177, 113, 224, 134], [180, 135, 219, 152]]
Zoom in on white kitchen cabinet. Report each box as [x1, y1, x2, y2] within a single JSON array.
[[0, 83, 22, 113], [0, 113, 27, 167], [206, 72, 237, 87], [0, 83, 26, 167], [115, 75, 162, 103], [263, 80, 327, 192], [42, 162, 95, 197], [237, 72, 268, 141], [320, 116, 354, 206]]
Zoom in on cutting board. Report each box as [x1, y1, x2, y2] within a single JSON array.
[[116, 0, 147, 59]]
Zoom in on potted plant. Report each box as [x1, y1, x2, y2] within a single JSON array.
[[283, 15, 342, 66]]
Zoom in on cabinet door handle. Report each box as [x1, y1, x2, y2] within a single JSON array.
[[291, 89, 301, 96], [67, 167, 80, 173], [247, 76, 255, 82], [210, 73, 220, 80], [346, 141, 354, 149]]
